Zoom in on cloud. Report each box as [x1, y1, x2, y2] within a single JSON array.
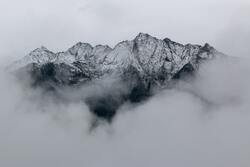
[[0, 0, 250, 166], [1, 55, 250, 167]]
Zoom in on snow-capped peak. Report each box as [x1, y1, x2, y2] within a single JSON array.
[[8, 33, 222, 120], [9, 33, 219, 81]]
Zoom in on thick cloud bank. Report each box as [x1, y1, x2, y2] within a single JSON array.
[[1, 57, 250, 167]]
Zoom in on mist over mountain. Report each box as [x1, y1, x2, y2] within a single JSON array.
[[9, 33, 221, 123], [0, 29, 250, 167], [1, 0, 250, 166], [1, 45, 250, 167]]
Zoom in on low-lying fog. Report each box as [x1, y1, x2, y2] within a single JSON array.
[[1, 56, 250, 167]]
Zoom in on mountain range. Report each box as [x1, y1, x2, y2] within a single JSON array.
[[9, 33, 221, 122]]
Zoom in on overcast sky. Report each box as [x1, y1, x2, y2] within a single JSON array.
[[0, 0, 249, 61], [1, 1, 250, 166]]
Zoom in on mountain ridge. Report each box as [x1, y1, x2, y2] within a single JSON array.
[[9, 33, 221, 121], [10, 33, 218, 74]]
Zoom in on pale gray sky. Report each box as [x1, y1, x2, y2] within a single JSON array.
[[0, 0, 249, 61], [1, 1, 250, 166]]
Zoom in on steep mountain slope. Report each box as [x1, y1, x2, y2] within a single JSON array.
[[9, 33, 220, 121]]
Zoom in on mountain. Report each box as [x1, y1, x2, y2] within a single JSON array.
[[9, 33, 221, 121]]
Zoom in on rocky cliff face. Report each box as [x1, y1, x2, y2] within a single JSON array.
[[9, 33, 220, 121]]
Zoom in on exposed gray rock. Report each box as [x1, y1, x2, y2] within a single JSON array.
[[9, 33, 221, 121]]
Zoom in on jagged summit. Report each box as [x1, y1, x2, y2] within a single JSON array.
[[135, 32, 154, 40], [11, 33, 217, 71], [9, 33, 221, 121]]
